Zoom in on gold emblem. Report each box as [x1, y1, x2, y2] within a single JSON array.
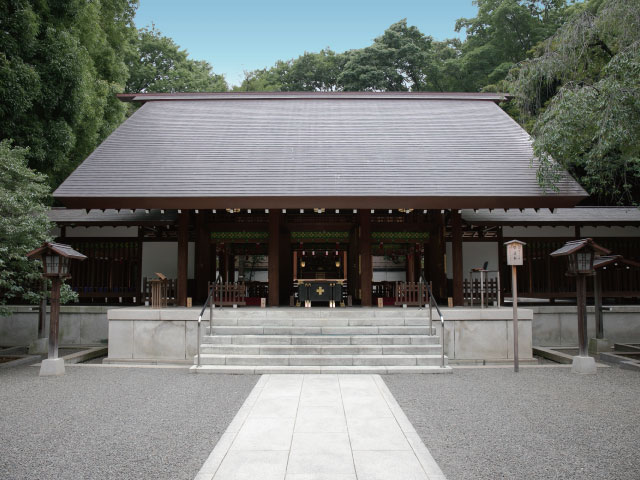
[[316, 286, 325, 295]]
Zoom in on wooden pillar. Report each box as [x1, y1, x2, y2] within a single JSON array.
[[268, 210, 281, 306], [279, 228, 292, 305], [195, 212, 211, 303], [497, 226, 505, 305], [427, 210, 447, 301], [359, 210, 372, 306], [177, 210, 189, 307], [451, 209, 464, 306], [406, 251, 415, 283], [348, 225, 358, 300]]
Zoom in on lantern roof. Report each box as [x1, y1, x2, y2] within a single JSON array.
[[594, 255, 640, 270], [549, 238, 610, 257], [26, 242, 87, 261]]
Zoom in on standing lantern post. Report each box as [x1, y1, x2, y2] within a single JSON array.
[[550, 238, 610, 374], [27, 242, 86, 376], [504, 240, 526, 373]]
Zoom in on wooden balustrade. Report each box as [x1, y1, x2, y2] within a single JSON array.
[[209, 282, 247, 306], [394, 281, 431, 306]]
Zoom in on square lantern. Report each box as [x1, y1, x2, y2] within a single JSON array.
[[550, 238, 610, 276], [27, 242, 87, 278], [504, 240, 526, 266]]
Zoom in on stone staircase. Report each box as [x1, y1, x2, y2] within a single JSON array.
[[189, 308, 452, 374]]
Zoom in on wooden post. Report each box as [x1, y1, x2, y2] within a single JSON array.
[[348, 224, 358, 301], [279, 227, 291, 305], [576, 274, 588, 357], [268, 210, 280, 306], [195, 212, 210, 303], [451, 210, 463, 306], [406, 251, 415, 283], [49, 277, 61, 359], [512, 265, 519, 373], [38, 278, 47, 338], [427, 210, 446, 301], [177, 210, 189, 307], [497, 227, 505, 306], [359, 210, 372, 306], [594, 271, 604, 339]]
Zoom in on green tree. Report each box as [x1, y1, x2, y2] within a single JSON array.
[[0, 141, 76, 314], [0, 0, 138, 189], [455, 0, 572, 91], [509, 0, 640, 205], [339, 20, 434, 91], [125, 26, 227, 93]]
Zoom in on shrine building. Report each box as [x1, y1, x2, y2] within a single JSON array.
[[52, 91, 590, 309]]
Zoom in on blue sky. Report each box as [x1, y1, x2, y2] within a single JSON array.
[[134, 0, 478, 87]]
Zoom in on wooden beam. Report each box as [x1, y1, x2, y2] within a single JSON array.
[[359, 210, 372, 306], [177, 210, 189, 306], [268, 210, 281, 306], [195, 212, 210, 303], [451, 209, 464, 306]]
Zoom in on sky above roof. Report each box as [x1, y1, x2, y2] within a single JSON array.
[[134, 0, 477, 87]]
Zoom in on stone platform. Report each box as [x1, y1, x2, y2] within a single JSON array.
[[105, 306, 533, 370]]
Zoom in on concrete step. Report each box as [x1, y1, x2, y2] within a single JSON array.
[[202, 334, 440, 345], [207, 325, 435, 336], [195, 353, 446, 367], [199, 344, 440, 355], [190, 364, 453, 374], [207, 316, 432, 327]]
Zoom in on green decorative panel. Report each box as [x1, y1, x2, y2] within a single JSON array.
[[291, 231, 350, 241], [372, 231, 430, 242], [211, 231, 268, 241]]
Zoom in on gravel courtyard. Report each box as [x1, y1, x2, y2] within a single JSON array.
[[384, 366, 640, 480], [0, 365, 258, 480]]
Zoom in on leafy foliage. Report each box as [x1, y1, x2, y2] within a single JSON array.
[[0, 141, 76, 313], [509, 0, 640, 204], [125, 26, 227, 93], [0, 0, 138, 189]]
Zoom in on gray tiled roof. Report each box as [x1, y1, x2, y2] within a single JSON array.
[[53, 95, 586, 208], [462, 207, 640, 225]]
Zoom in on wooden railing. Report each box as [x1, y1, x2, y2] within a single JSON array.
[[463, 278, 500, 307], [142, 277, 177, 306], [209, 281, 247, 306], [395, 281, 431, 306]]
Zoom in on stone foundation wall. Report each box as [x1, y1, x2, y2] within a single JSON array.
[[0, 305, 110, 346], [531, 305, 640, 346]]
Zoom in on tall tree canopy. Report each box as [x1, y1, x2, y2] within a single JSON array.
[[0, 0, 138, 188], [125, 26, 227, 93], [509, 0, 640, 205]]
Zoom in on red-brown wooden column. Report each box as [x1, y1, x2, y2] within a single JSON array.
[[406, 252, 415, 283], [177, 210, 189, 307], [195, 212, 210, 303], [451, 209, 464, 306], [426, 210, 447, 301], [268, 210, 281, 306], [359, 210, 372, 306]]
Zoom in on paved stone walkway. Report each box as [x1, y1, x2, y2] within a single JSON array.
[[194, 374, 446, 480]]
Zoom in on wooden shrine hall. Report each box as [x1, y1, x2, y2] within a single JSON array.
[[52, 92, 589, 308]]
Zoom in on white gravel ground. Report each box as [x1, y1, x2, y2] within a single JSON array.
[[383, 366, 640, 480], [0, 365, 258, 480]]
